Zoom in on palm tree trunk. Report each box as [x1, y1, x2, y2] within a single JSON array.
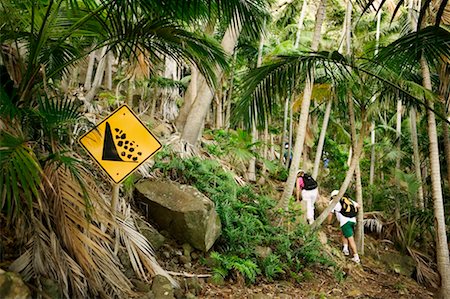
[[410, 107, 424, 209], [396, 99, 402, 169], [294, 0, 307, 48], [442, 116, 450, 189], [276, 0, 327, 211], [281, 97, 290, 164], [105, 52, 113, 90], [84, 50, 96, 90], [348, 94, 364, 254], [176, 65, 198, 131], [247, 26, 265, 182], [181, 19, 242, 145], [84, 46, 107, 103], [312, 113, 368, 230], [312, 98, 332, 179], [369, 11, 381, 196], [420, 56, 450, 297]]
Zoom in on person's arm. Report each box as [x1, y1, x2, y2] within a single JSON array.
[[296, 178, 301, 201]]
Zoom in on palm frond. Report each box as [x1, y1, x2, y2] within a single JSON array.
[[0, 130, 43, 222], [356, 0, 450, 27], [375, 26, 450, 70]]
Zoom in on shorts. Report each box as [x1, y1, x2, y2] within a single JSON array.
[[341, 221, 355, 238]]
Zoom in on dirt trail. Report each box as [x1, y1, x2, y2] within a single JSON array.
[[199, 231, 435, 298]]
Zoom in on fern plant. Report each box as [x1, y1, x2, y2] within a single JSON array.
[[152, 153, 333, 283]]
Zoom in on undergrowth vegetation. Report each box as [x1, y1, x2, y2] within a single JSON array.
[[152, 147, 333, 283]]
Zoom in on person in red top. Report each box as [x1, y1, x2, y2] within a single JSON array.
[[296, 170, 318, 225]]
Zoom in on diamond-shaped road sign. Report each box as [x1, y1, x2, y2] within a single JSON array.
[[79, 105, 161, 184]]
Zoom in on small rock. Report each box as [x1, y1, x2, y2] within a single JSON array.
[[182, 243, 193, 258], [131, 278, 151, 292], [186, 277, 202, 295], [185, 292, 197, 299], [0, 269, 31, 299], [179, 255, 190, 265], [191, 252, 199, 260], [151, 275, 175, 298], [137, 291, 155, 299], [162, 251, 171, 259]]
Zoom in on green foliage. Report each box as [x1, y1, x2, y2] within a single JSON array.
[[260, 254, 285, 281], [152, 153, 332, 284], [210, 252, 261, 283]]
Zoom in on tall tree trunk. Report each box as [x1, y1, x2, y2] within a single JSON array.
[[420, 56, 450, 298], [84, 46, 107, 103], [225, 52, 237, 129], [394, 99, 402, 220], [276, 0, 327, 211], [181, 19, 241, 145], [312, 98, 332, 179], [248, 25, 265, 182], [176, 65, 198, 130], [369, 10, 379, 193], [84, 50, 96, 90], [105, 52, 113, 90], [410, 107, 424, 209], [281, 97, 290, 164], [442, 115, 450, 189], [312, 112, 368, 230], [294, 0, 307, 48], [348, 94, 364, 254], [396, 99, 402, 170]]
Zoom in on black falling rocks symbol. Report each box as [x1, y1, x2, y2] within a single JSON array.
[[102, 122, 141, 162]]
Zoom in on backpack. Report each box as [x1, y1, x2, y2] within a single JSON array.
[[302, 173, 318, 190], [339, 196, 358, 218]]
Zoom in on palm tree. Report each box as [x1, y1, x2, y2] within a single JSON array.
[[176, 0, 269, 147], [276, 0, 328, 212]]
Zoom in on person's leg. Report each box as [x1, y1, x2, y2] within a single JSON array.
[[341, 233, 349, 255], [303, 190, 314, 224], [341, 222, 360, 263]]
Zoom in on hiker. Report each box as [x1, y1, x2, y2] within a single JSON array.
[[283, 142, 292, 167], [327, 190, 360, 264], [296, 170, 319, 225]]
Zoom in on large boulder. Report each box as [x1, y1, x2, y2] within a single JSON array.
[[134, 180, 221, 252]]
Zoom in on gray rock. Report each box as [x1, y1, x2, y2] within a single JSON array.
[[40, 277, 61, 299], [151, 275, 175, 298], [186, 277, 202, 295], [135, 218, 166, 250], [182, 243, 193, 259], [0, 269, 31, 299], [179, 255, 190, 265], [118, 249, 135, 278], [131, 278, 151, 292], [135, 180, 222, 252], [137, 290, 155, 299]]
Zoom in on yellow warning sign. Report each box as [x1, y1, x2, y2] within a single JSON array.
[[79, 105, 161, 184]]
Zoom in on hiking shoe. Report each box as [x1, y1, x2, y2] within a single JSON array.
[[342, 249, 350, 256], [351, 256, 360, 264]]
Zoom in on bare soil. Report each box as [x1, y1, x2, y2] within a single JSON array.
[[161, 228, 436, 299]]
